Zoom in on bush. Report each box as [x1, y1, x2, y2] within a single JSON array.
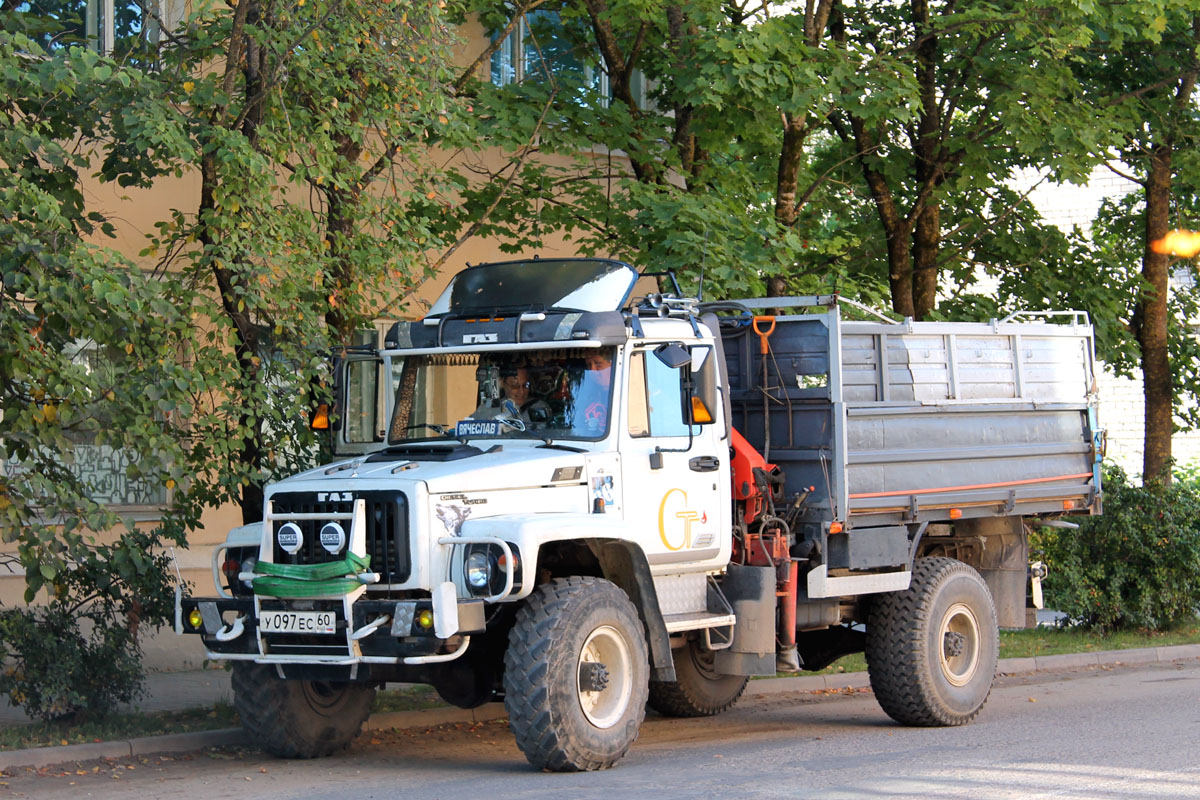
[[1035, 465, 1200, 632], [0, 608, 144, 722]]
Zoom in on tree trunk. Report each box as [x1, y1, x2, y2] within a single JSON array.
[[911, 198, 940, 319], [909, 0, 939, 320], [1140, 143, 1173, 483]]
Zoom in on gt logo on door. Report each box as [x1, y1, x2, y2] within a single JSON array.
[[658, 488, 708, 551]]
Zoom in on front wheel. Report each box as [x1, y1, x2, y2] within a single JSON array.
[[866, 557, 999, 726], [504, 576, 649, 771], [647, 637, 748, 717], [232, 663, 375, 758]]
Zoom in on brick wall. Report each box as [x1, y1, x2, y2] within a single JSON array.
[[1016, 166, 1200, 478], [1097, 368, 1200, 477]]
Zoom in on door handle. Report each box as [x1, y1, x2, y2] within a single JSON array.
[[689, 455, 720, 472]]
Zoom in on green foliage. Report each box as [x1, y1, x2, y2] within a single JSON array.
[[0, 608, 144, 722], [1035, 466, 1200, 632], [1, 0, 460, 718], [0, 22, 211, 717], [448, 0, 1141, 314]]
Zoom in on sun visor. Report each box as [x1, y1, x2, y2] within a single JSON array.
[[426, 258, 638, 317]]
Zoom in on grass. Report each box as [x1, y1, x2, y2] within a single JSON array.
[[804, 619, 1200, 678], [3, 620, 1198, 752]]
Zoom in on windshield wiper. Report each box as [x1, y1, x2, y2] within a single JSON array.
[[487, 419, 580, 450]]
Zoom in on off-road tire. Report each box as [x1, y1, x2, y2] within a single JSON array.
[[231, 662, 375, 758], [647, 638, 748, 717], [504, 576, 650, 771], [866, 556, 999, 727]]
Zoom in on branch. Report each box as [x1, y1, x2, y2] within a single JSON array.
[[939, 173, 1047, 245], [1104, 160, 1145, 188], [787, 146, 864, 225], [406, 89, 560, 300]]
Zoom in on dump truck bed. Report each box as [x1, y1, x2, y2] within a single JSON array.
[[717, 300, 1101, 530]]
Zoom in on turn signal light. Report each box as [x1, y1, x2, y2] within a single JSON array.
[[691, 397, 713, 424], [416, 609, 434, 630], [188, 609, 204, 630], [829, 522, 844, 534], [310, 403, 331, 431], [949, 508, 963, 519], [1062, 500, 1075, 510]]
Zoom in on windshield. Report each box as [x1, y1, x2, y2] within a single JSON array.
[[387, 347, 616, 444]]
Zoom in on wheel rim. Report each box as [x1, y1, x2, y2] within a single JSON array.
[[688, 641, 720, 681], [938, 602, 981, 687], [577, 625, 633, 729]]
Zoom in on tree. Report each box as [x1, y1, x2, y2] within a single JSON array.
[[445, 0, 908, 300], [978, 5, 1200, 482], [0, 21, 207, 719], [1114, 14, 1200, 481], [125, 0, 464, 522], [448, 0, 1126, 321], [0, 0, 463, 716], [820, 0, 1120, 320]]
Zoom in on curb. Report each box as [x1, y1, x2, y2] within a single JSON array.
[[4, 643, 1199, 771]]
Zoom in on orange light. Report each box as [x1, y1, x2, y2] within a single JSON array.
[[1151, 230, 1200, 257], [310, 403, 331, 431], [829, 522, 844, 534], [691, 397, 713, 424], [1062, 499, 1075, 510], [949, 508, 963, 519], [497, 553, 518, 571]]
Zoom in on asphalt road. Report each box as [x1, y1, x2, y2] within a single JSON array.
[[5, 660, 1198, 800]]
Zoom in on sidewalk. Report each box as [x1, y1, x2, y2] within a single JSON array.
[[0, 668, 234, 726], [3, 644, 1199, 771]]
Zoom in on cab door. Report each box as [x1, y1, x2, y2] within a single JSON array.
[[619, 344, 730, 570]]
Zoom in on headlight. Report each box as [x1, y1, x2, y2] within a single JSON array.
[[464, 544, 522, 597], [465, 551, 491, 589]]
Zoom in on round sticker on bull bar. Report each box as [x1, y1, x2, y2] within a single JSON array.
[[277, 522, 303, 554], [319, 522, 346, 554]]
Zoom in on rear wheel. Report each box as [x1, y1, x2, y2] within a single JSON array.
[[232, 663, 375, 758], [504, 576, 649, 771], [866, 557, 999, 726], [647, 637, 748, 717]]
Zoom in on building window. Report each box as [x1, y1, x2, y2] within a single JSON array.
[[489, 10, 645, 108], [0, 341, 169, 515], [12, 0, 180, 57]]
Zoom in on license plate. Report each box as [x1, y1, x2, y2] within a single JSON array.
[[258, 611, 337, 634]]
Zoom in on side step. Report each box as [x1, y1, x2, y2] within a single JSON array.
[[662, 611, 737, 633]]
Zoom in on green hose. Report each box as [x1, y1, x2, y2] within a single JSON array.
[[252, 553, 372, 598]]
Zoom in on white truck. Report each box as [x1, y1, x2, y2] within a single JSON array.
[[178, 257, 1103, 771]]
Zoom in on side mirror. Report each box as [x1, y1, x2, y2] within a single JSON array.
[[653, 342, 691, 369]]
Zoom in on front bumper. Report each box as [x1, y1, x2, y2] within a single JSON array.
[[175, 588, 485, 666]]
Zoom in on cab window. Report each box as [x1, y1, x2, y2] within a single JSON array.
[[627, 350, 690, 438]]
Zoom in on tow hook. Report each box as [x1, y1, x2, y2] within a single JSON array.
[[216, 616, 247, 642], [351, 615, 391, 640]]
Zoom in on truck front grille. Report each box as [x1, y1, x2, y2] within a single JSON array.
[[268, 491, 410, 584]]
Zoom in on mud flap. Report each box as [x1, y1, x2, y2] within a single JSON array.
[[713, 564, 777, 676]]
